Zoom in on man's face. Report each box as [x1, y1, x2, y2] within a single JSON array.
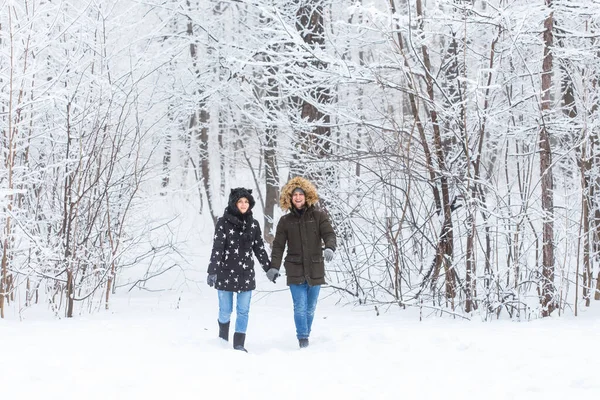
[[292, 191, 306, 209]]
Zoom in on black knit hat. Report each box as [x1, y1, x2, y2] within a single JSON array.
[[228, 187, 256, 210], [292, 187, 305, 196]]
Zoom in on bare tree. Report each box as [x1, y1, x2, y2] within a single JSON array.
[[186, 1, 218, 225], [290, 0, 333, 186], [539, 0, 556, 317]]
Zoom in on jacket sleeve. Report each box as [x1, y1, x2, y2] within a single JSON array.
[[319, 212, 337, 252], [252, 220, 272, 272], [270, 217, 287, 270], [207, 218, 227, 274]]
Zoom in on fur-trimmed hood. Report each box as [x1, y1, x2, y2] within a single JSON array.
[[279, 176, 319, 210]]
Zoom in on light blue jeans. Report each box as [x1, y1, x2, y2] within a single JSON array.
[[218, 290, 252, 334], [289, 281, 321, 339]]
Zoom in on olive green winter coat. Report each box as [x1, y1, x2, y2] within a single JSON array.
[[271, 177, 336, 286]]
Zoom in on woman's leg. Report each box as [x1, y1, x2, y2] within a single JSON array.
[[234, 290, 252, 334], [217, 290, 234, 324]]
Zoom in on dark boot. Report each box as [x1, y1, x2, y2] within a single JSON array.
[[299, 338, 309, 348], [218, 321, 230, 341], [233, 332, 248, 352]]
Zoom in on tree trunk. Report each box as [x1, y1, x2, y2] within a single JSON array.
[[187, 2, 217, 225], [415, 0, 455, 302], [558, 28, 593, 306], [161, 122, 172, 193], [388, 0, 441, 211], [539, 1, 555, 317], [199, 108, 217, 225], [292, 1, 332, 186], [466, 31, 499, 312], [264, 127, 278, 244], [1, 10, 17, 319], [219, 128, 225, 197]]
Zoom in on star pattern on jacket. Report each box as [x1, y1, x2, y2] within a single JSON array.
[[207, 208, 271, 292]]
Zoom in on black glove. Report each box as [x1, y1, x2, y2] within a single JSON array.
[[207, 274, 217, 287], [324, 248, 334, 262], [266, 268, 280, 283]]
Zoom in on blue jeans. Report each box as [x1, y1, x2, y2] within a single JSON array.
[[289, 281, 321, 339], [218, 290, 252, 334]]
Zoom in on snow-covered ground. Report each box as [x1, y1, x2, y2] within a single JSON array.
[[3, 284, 599, 400]]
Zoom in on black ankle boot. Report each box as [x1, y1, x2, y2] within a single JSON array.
[[218, 321, 230, 341], [233, 332, 248, 352], [299, 338, 309, 348]]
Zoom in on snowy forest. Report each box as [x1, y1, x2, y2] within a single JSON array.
[[2, 0, 600, 321]]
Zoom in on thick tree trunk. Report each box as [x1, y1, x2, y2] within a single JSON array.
[[292, 1, 332, 185], [558, 33, 593, 306], [199, 108, 217, 225], [264, 128, 278, 244], [261, 31, 280, 243], [539, 2, 555, 317]]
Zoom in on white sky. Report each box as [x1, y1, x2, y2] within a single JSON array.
[[3, 282, 599, 400]]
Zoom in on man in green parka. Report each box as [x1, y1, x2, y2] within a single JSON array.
[[267, 176, 337, 348]]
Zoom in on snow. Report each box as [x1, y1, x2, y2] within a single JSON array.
[[3, 284, 599, 399], [3, 194, 598, 399]]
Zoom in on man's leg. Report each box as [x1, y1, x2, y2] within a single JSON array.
[[289, 282, 309, 339], [306, 284, 321, 337]]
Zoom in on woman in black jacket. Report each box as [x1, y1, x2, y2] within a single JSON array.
[[206, 188, 273, 352]]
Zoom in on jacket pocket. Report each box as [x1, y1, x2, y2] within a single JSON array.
[[310, 255, 325, 279], [311, 254, 324, 263], [286, 255, 302, 264], [284, 255, 303, 277]]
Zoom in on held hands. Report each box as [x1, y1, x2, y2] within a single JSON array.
[[266, 268, 280, 283], [324, 248, 335, 262], [207, 274, 217, 287]]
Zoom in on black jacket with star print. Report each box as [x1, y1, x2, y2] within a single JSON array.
[[207, 207, 271, 292]]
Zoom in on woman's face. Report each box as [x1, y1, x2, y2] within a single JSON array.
[[236, 197, 250, 214]]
